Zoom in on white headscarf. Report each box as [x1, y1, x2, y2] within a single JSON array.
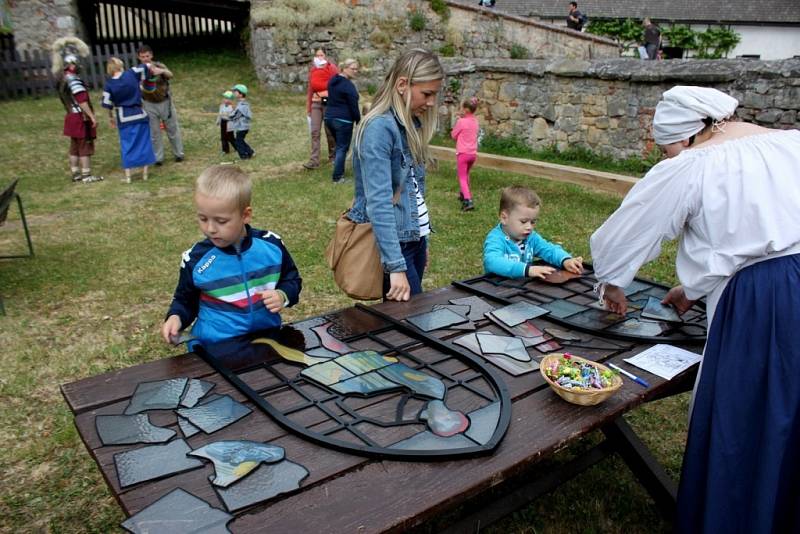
[[652, 86, 739, 145]]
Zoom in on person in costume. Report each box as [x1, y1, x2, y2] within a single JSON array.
[[102, 58, 163, 183], [51, 37, 103, 184], [303, 48, 338, 170], [137, 45, 185, 165], [589, 86, 800, 533]]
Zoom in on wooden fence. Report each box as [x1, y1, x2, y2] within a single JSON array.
[[0, 41, 140, 100]]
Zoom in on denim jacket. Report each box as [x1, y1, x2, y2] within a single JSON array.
[[349, 110, 426, 273]]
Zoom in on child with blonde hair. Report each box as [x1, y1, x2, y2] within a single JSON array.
[[451, 97, 480, 211], [162, 165, 301, 348], [484, 185, 583, 278]]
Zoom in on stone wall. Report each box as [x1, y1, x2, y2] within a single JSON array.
[[441, 58, 800, 160], [9, 0, 85, 53], [249, 0, 618, 92]]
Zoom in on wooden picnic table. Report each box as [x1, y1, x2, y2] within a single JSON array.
[[61, 282, 699, 533]]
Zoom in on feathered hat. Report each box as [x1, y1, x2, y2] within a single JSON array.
[[51, 36, 91, 75]]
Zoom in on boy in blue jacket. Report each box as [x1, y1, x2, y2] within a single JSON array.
[[162, 164, 301, 348], [483, 185, 583, 278]]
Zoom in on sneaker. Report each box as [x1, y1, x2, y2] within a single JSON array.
[[303, 161, 320, 170], [155, 161, 164, 167], [71, 171, 82, 183], [332, 177, 348, 185], [458, 192, 464, 201], [175, 156, 184, 163], [461, 199, 475, 212], [81, 175, 104, 183]]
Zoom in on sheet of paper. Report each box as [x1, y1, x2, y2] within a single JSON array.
[[623, 344, 701, 380]]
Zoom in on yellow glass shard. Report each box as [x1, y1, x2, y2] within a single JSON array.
[[251, 338, 326, 366]]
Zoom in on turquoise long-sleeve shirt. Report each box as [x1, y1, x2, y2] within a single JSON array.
[[483, 223, 571, 278]]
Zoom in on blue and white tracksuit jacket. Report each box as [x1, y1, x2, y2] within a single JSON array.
[[483, 223, 572, 278]]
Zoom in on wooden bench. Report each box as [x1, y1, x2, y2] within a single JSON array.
[[61, 281, 699, 532], [0, 178, 34, 259]]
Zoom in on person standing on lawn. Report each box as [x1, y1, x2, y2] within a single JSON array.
[[229, 84, 254, 160], [450, 97, 480, 211], [324, 58, 361, 183], [52, 37, 103, 184], [590, 86, 800, 534], [137, 44, 185, 165], [303, 48, 338, 170]]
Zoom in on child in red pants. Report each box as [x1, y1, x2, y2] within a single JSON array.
[[451, 98, 480, 211]]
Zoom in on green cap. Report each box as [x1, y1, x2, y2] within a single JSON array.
[[232, 84, 248, 96], [222, 90, 234, 99]]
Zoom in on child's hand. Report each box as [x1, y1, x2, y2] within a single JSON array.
[[527, 265, 556, 279], [562, 256, 584, 274], [162, 315, 182, 345], [261, 290, 285, 313]]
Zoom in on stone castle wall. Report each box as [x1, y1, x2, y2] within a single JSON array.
[[441, 58, 800, 160], [9, 0, 85, 53], [249, 0, 618, 92]]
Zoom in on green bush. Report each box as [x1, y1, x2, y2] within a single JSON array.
[[694, 26, 741, 58], [509, 44, 529, 60], [366, 83, 378, 96], [661, 24, 696, 50], [439, 43, 456, 57], [409, 12, 426, 31], [429, 0, 449, 18]]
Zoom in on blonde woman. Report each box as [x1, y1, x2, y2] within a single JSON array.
[[102, 57, 163, 182], [348, 49, 444, 301]]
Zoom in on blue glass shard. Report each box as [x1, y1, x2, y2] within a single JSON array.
[[608, 318, 667, 337], [329, 371, 397, 396], [641, 296, 682, 322], [406, 308, 467, 332], [180, 379, 216, 408], [214, 460, 309, 513], [305, 346, 340, 359], [449, 295, 496, 321], [476, 333, 530, 362], [420, 400, 468, 436], [178, 416, 200, 438], [389, 431, 474, 450], [334, 351, 395, 375], [465, 402, 501, 446], [124, 378, 189, 414], [189, 440, 285, 487], [540, 299, 589, 319], [95, 414, 175, 446], [120, 488, 232, 534], [490, 301, 549, 327], [432, 304, 471, 318], [114, 439, 204, 488], [176, 395, 252, 434], [378, 363, 446, 399], [623, 280, 651, 296], [300, 361, 354, 386]]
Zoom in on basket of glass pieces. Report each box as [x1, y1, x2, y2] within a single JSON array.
[[540, 353, 622, 406]]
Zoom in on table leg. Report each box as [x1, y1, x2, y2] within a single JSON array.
[[601, 416, 677, 521]]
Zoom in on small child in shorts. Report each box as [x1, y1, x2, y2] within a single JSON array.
[[216, 90, 236, 155]]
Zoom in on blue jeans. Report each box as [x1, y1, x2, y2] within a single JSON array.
[[233, 130, 253, 159], [325, 119, 353, 181], [383, 238, 427, 298]]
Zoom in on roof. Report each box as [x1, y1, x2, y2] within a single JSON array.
[[494, 0, 800, 24]]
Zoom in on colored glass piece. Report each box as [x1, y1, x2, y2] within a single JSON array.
[[543, 327, 584, 342], [251, 338, 327, 366], [95, 414, 175, 446], [288, 316, 328, 350], [608, 318, 667, 337], [189, 440, 285, 488], [465, 402, 501, 446], [305, 346, 340, 359], [453, 334, 539, 375], [534, 340, 563, 353], [420, 400, 469, 436], [641, 296, 682, 322], [452, 332, 482, 355], [311, 322, 354, 354], [623, 280, 651, 296], [178, 416, 200, 438], [389, 431, 474, 450], [214, 460, 309, 513], [124, 378, 189, 414], [476, 333, 531, 362], [301, 360, 354, 386], [540, 299, 589, 319], [643, 286, 669, 299], [449, 295, 497, 321], [450, 320, 477, 331], [432, 304, 471, 318], [180, 379, 216, 408], [120, 488, 232, 534], [406, 308, 467, 332], [377, 363, 446, 399], [334, 350, 396, 374], [329, 371, 397, 396], [490, 301, 550, 327], [567, 308, 627, 329], [114, 439, 204, 488], [176, 395, 252, 434]]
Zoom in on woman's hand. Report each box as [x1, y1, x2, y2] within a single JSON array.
[[662, 285, 695, 315], [527, 265, 556, 279], [602, 284, 628, 315], [387, 272, 411, 301]]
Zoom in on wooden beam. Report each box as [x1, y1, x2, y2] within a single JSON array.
[[430, 145, 639, 196]]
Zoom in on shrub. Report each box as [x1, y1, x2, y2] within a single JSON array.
[[366, 83, 378, 96], [251, 0, 347, 29], [429, 0, 449, 18], [439, 43, 456, 57], [409, 12, 426, 32], [509, 44, 529, 59]]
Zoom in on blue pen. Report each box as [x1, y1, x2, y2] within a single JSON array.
[[608, 363, 650, 388]]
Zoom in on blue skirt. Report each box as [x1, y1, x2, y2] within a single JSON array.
[[676, 254, 800, 533], [118, 121, 156, 169]]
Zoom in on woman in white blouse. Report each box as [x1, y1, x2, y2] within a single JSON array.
[[590, 86, 800, 534]]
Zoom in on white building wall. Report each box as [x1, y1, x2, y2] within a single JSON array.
[[722, 25, 800, 60]]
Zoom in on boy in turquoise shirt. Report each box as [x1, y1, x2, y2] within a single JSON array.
[[483, 185, 583, 278]]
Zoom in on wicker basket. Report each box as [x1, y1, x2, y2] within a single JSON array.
[[540, 353, 622, 406]]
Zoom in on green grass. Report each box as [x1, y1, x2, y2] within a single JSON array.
[[0, 48, 686, 532], [433, 132, 662, 177]]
